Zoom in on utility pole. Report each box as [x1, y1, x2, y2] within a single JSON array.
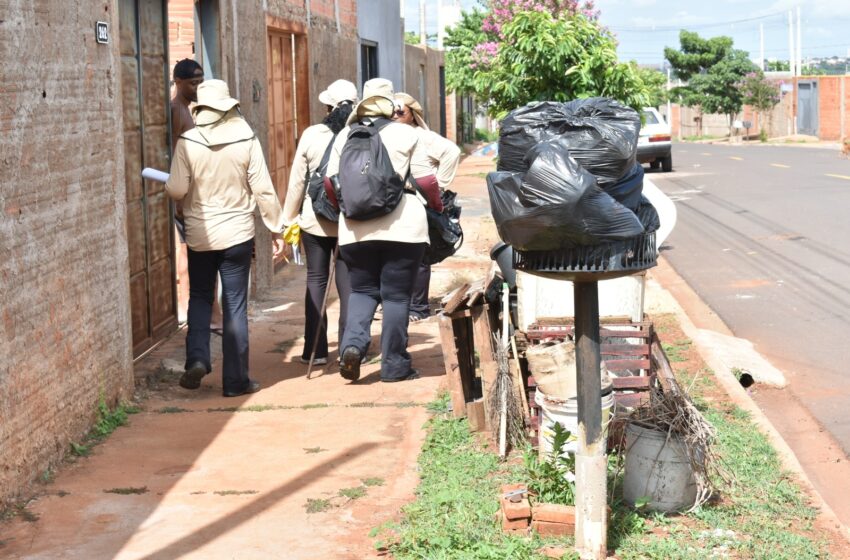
[[759, 23, 765, 71], [788, 11, 795, 76], [420, 0, 427, 46], [796, 6, 802, 76]]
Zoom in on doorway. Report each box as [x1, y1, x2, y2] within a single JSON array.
[[266, 20, 310, 203], [797, 80, 819, 137], [119, 0, 177, 357]]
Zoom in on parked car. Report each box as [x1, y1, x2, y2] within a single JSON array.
[[637, 108, 673, 172]]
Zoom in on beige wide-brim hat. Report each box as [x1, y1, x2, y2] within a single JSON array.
[[394, 92, 429, 131], [192, 79, 239, 117], [347, 78, 396, 125], [319, 79, 358, 107]]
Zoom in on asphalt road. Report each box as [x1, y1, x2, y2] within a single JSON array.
[[649, 143, 850, 456]]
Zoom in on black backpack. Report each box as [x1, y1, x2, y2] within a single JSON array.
[[306, 131, 340, 222], [334, 118, 405, 221], [423, 189, 463, 264]]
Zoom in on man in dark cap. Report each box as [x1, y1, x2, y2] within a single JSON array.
[[170, 59, 205, 151]]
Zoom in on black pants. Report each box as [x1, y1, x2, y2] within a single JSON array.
[[339, 240, 427, 380], [186, 238, 253, 394], [409, 259, 431, 319], [301, 231, 350, 360]]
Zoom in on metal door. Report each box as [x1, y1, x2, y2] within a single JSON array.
[[119, 0, 177, 357], [797, 80, 819, 137]]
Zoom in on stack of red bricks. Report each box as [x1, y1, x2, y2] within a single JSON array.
[[499, 484, 576, 537]]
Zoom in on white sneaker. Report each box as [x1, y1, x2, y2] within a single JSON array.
[[300, 357, 327, 366]]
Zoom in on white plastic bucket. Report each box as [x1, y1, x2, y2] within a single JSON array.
[[622, 423, 698, 512], [536, 389, 615, 458]]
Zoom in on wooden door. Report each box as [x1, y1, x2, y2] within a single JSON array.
[[266, 27, 310, 202], [119, 0, 177, 357]]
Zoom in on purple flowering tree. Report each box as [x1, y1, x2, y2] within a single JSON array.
[[739, 72, 780, 139]]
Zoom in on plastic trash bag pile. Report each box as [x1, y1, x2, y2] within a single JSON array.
[[487, 98, 659, 252]]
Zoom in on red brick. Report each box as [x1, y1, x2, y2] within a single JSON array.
[[532, 503, 576, 525], [500, 484, 531, 520], [501, 512, 530, 531], [532, 520, 575, 537]]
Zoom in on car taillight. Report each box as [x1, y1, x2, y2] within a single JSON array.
[[649, 134, 671, 142]]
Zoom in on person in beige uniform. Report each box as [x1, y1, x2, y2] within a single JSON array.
[[166, 80, 286, 397], [393, 93, 461, 322], [325, 78, 442, 383], [282, 80, 357, 366]]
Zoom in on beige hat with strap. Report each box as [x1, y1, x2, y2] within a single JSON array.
[[394, 92, 430, 131], [319, 79, 358, 107], [192, 79, 239, 117], [347, 78, 396, 125]]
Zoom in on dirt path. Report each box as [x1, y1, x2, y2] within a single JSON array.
[[0, 155, 498, 560]]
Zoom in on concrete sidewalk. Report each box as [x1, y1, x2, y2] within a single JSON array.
[[1, 156, 499, 560]]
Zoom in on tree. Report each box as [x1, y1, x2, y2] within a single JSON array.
[[447, 9, 650, 117], [444, 9, 488, 96], [636, 67, 668, 108], [665, 31, 757, 136], [739, 72, 780, 138]]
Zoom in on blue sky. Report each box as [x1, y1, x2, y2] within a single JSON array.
[[404, 0, 850, 65]]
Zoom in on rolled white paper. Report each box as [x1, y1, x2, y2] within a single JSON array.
[[142, 167, 170, 183]]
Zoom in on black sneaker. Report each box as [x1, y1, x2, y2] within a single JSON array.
[[340, 346, 362, 382], [223, 379, 261, 397], [381, 369, 421, 383], [179, 361, 208, 390]]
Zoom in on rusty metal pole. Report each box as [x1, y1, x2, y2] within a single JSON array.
[[573, 280, 607, 559]]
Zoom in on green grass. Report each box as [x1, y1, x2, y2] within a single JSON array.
[[303, 447, 328, 454], [372, 407, 555, 559], [362, 477, 385, 487], [157, 406, 190, 414], [103, 486, 148, 495], [662, 338, 692, 363]]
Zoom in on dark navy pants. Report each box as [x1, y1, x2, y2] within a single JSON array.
[[339, 240, 426, 380], [186, 238, 253, 394], [409, 259, 431, 319], [301, 231, 350, 360]]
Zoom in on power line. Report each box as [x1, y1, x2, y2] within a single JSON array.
[[609, 11, 787, 32]]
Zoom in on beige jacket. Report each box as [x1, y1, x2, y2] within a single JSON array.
[[282, 123, 338, 237], [166, 118, 285, 251], [413, 127, 461, 189], [326, 119, 432, 246]]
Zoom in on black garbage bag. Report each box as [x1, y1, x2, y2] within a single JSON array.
[[635, 195, 661, 233], [424, 190, 463, 265], [487, 142, 645, 251], [604, 162, 644, 211], [498, 98, 641, 188]]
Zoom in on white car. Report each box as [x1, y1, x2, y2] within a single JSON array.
[[637, 108, 673, 172]]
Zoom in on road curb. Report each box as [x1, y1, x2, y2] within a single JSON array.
[[648, 256, 850, 548]]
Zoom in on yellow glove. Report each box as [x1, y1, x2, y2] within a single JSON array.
[[283, 223, 301, 246]]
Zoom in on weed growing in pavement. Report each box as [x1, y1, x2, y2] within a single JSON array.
[[267, 338, 297, 354], [349, 402, 376, 408], [103, 487, 148, 495], [361, 477, 384, 487], [157, 406, 190, 414], [69, 398, 139, 457], [524, 423, 576, 505], [304, 498, 333, 513], [213, 490, 258, 496], [300, 403, 330, 409], [303, 447, 328, 454], [38, 468, 55, 484], [0, 500, 39, 523], [338, 487, 367, 500]]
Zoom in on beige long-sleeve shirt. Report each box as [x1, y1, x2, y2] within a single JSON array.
[[166, 124, 285, 252], [282, 123, 338, 237], [326, 119, 432, 246], [413, 127, 461, 189]]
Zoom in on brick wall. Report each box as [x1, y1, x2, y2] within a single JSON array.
[[403, 44, 446, 137], [0, 0, 133, 505], [168, 0, 195, 71]]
